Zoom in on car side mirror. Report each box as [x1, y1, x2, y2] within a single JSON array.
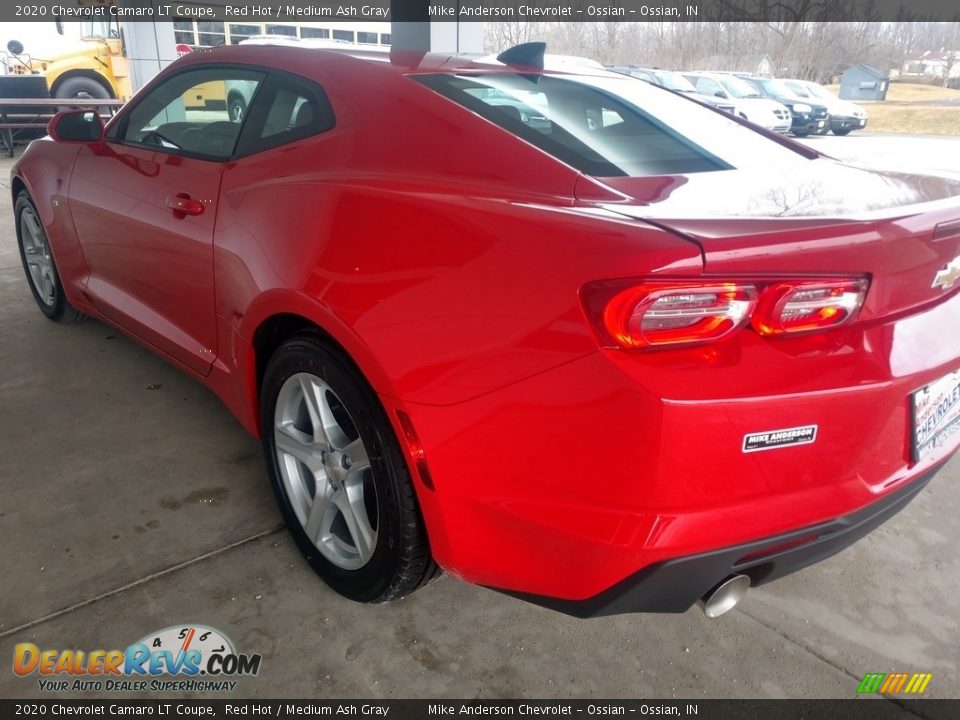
[[48, 109, 105, 143], [715, 90, 725, 98]]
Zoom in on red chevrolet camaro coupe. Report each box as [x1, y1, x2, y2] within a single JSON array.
[[12, 41, 960, 617]]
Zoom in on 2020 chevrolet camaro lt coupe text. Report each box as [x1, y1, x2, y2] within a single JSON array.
[[11, 42, 960, 617]]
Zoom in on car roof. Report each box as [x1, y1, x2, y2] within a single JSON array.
[[175, 41, 625, 83], [683, 71, 725, 79]]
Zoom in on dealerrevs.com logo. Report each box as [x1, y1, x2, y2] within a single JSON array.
[[13, 625, 261, 693]]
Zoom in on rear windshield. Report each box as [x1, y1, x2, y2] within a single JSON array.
[[413, 72, 808, 178]]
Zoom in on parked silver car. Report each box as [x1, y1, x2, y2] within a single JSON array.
[[783, 79, 868, 135]]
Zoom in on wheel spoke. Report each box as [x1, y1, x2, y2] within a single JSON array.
[[22, 210, 43, 246], [296, 375, 326, 445], [342, 437, 370, 472], [336, 479, 376, 562], [274, 423, 324, 474], [26, 259, 43, 288], [40, 271, 51, 301], [317, 386, 350, 450], [303, 480, 336, 544], [36, 267, 54, 304]]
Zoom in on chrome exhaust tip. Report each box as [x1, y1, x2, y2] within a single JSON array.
[[698, 574, 751, 618]]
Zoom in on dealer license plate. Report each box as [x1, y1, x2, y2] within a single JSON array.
[[912, 369, 960, 461]]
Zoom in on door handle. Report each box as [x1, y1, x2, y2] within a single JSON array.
[[166, 193, 205, 218]]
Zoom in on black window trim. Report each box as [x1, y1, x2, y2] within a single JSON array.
[[233, 71, 336, 159], [106, 62, 335, 163]]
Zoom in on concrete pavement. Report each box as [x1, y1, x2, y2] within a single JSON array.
[[1, 139, 958, 701]]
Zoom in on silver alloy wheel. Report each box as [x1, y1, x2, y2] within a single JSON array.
[[273, 373, 378, 570], [19, 205, 56, 307]]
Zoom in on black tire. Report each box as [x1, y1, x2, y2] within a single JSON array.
[[833, 127, 852, 136], [14, 191, 84, 323], [793, 128, 811, 137], [54, 76, 111, 101], [228, 94, 247, 124], [261, 333, 438, 602]]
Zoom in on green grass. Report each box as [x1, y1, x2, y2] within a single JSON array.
[[826, 82, 960, 103], [824, 82, 960, 135], [863, 105, 960, 135]]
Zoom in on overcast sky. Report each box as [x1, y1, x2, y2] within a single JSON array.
[[1, 22, 85, 57]]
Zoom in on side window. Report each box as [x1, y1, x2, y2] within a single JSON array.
[[261, 87, 312, 138], [111, 67, 265, 161], [235, 74, 335, 156]]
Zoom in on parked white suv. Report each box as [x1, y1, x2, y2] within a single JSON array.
[[784, 79, 868, 136], [684, 72, 791, 133]]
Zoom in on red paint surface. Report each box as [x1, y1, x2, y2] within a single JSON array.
[[12, 44, 960, 601]]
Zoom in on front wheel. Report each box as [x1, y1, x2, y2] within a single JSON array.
[[261, 334, 438, 602], [14, 191, 83, 323], [833, 127, 852, 136], [792, 128, 811, 137]]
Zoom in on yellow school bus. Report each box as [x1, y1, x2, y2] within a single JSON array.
[[8, 17, 391, 103]]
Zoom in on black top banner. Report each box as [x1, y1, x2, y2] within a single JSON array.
[[2, 699, 959, 720], [3, 0, 960, 23]]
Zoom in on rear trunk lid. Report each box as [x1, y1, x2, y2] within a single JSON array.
[[590, 160, 960, 320]]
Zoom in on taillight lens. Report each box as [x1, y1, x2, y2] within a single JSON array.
[[582, 277, 869, 350], [600, 283, 757, 349], [752, 279, 868, 336]]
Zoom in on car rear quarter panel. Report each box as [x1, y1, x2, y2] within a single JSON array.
[[215, 58, 704, 407]]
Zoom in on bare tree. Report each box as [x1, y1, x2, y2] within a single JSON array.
[[483, 20, 960, 82]]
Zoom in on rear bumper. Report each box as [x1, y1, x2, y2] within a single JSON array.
[[397, 290, 960, 606], [500, 464, 940, 616]]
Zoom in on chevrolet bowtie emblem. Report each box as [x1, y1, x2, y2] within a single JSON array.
[[933, 257, 960, 290]]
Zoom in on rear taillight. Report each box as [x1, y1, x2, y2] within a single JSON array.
[[598, 282, 757, 349], [582, 277, 868, 350], [751, 279, 868, 336]]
